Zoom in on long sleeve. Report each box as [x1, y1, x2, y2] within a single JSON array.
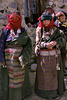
[[17, 30, 32, 65], [53, 29, 66, 49], [35, 26, 41, 54], [0, 29, 8, 62], [22, 37, 32, 64]]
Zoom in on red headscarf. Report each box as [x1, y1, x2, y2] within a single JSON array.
[[45, 7, 55, 15], [5, 12, 22, 30], [38, 16, 57, 30]]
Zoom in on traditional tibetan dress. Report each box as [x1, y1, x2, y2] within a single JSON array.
[[35, 25, 66, 99], [0, 27, 32, 100], [59, 20, 67, 75]]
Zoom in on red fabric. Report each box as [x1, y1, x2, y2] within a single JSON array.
[[45, 7, 55, 14], [4, 13, 22, 30], [38, 16, 57, 30]]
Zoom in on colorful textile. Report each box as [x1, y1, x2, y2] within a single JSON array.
[[5, 46, 25, 88], [35, 25, 66, 98], [0, 27, 32, 100], [37, 49, 60, 90]]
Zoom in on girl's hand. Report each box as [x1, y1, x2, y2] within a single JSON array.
[[46, 41, 57, 49]]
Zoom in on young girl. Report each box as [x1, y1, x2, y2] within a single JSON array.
[[35, 11, 66, 99]]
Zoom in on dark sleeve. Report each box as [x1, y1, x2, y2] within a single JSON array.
[[21, 29, 32, 64], [55, 29, 66, 49], [53, 16, 58, 22], [22, 36, 32, 64], [0, 29, 8, 62]]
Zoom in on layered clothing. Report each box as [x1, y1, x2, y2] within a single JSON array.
[[59, 20, 67, 73], [0, 12, 32, 100], [35, 17, 66, 99]]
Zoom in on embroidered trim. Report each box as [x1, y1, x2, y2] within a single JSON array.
[[42, 27, 55, 42], [10, 29, 21, 40]]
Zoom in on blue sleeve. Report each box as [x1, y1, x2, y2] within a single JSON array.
[[0, 29, 8, 62]]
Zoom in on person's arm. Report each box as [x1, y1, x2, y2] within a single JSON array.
[[18, 30, 32, 67], [0, 29, 7, 67], [56, 11, 64, 17], [35, 27, 41, 55], [22, 36, 32, 64], [55, 29, 66, 49]]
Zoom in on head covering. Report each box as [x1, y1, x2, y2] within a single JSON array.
[[5, 11, 22, 30], [41, 11, 52, 21], [38, 11, 57, 29], [45, 7, 55, 15]]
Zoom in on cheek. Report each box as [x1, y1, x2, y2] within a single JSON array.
[[43, 20, 50, 26], [43, 22, 46, 25]]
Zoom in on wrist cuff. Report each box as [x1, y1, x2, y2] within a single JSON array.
[[44, 43, 47, 48]]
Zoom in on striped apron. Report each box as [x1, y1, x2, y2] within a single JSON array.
[[5, 45, 25, 88], [37, 48, 60, 90]]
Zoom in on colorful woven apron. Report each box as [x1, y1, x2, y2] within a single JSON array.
[[5, 45, 25, 88], [37, 48, 60, 90]]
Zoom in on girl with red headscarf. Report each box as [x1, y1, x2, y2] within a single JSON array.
[[35, 11, 66, 99], [0, 11, 32, 100]]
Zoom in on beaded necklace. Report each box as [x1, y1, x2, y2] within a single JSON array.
[[9, 29, 21, 41]]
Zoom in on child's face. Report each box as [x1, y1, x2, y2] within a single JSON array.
[[59, 15, 66, 22], [43, 20, 50, 26]]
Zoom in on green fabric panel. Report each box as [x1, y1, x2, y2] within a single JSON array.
[[57, 58, 65, 95], [9, 88, 22, 100], [21, 66, 32, 99], [50, 28, 66, 49], [0, 66, 9, 100]]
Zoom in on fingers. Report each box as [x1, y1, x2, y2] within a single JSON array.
[[46, 41, 57, 49]]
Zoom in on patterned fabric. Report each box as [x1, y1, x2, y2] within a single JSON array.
[[7, 29, 21, 41], [35, 26, 56, 51], [37, 49, 60, 90], [41, 27, 55, 42], [35, 26, 66, 92], [5, 45, 25, 88], [0, 27, 32, 99]]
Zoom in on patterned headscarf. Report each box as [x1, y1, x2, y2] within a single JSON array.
[[5, 11, 22, 30]]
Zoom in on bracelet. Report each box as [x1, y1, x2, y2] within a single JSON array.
[[44, 43, 47, 48]]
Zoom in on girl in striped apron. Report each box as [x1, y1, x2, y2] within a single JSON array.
[[35, 11, 66, 99]]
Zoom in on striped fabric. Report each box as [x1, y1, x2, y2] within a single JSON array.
[[37, 49, 59, 90], [5, 45, 25, 88]]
